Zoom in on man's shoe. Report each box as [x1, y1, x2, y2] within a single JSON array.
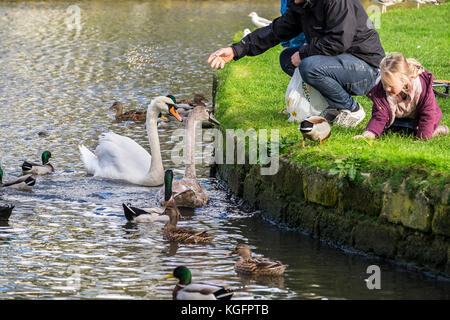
[[333, 103, 366, 127], [321, 107, 340, 122]]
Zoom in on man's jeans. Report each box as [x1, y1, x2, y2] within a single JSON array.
[[280, 49, 379, 111]]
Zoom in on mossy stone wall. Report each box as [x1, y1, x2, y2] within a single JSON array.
[[215, 159, 450, 277]]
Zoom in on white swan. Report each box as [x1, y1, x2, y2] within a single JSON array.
[[248, 12, 271, 28], [79, 96, 183, 186]]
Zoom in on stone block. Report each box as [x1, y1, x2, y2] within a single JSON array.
[[303, 170, 338, 207], [395, 233, 447, 269], [380, 182, 432, 232], [285, 202, 319, 235], [432, 205, 450, 237], [352, 220, 399, 258], [242, 165, 262, 208], [317, 210, 355, 247], [274, 160, 304, 200], [338, 180, 382, 217], [257, 190, 287, 223]]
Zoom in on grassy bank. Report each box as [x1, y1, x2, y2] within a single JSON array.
[[214, 4, 450, 189]]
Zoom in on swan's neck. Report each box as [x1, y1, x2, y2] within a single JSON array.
[[142, 105, 164, 185], [184, 117, 198, 179]]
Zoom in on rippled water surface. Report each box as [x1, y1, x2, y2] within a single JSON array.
[[0, 0, 449, 300]]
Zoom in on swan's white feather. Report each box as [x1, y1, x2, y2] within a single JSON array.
[[176, 283, 224, 300], [79, 132, 152, 183], [93, 132, 152, 182], [78, 144, 99, 175]]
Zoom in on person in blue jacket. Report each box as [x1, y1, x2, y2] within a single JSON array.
[[279, 0, 307, 76]]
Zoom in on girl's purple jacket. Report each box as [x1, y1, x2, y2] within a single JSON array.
[[365, 70, 442, 140]]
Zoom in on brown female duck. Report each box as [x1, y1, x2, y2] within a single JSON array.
[[227, 244, 288, 276], [110, 101, 146, 122], [162, 180, 213, 244]]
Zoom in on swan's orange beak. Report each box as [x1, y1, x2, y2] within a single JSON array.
[[169, 105, 183, 122]]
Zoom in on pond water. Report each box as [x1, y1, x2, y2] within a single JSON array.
[[0, 0, 449, 300]]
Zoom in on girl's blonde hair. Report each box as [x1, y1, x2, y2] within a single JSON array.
[[380, 52, 424, 93]]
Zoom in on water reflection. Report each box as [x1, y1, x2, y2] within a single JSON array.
[[0, 0, 449, 300]]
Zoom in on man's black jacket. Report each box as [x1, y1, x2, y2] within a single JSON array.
[[231, 0, 385, 68]]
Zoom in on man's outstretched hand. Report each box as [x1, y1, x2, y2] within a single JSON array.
[[208, 47, 235, 69]]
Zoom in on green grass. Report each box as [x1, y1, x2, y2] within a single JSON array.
[[215, 4, 450, 187]]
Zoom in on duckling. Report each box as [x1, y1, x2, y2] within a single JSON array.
[[22, 151, 54, 175], [299, 116, 331, 148], [163, 193, 213, 244], [164, 266, 233, 300], [227, 244, 288, 276], [122, 170, 175, 223], [0, 167, 36, 191], [0, 204, 14, 221], [110, 101, 146, 122]]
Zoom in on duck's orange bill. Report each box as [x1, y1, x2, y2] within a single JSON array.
[[164, 274, 174, 280], [170, 106, 183, 122]]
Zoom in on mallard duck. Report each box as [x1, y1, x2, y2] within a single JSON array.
[[299, 116, 331, 147], [122, 170, 175, 223], [0, 204, 14, 221], [156, 106, 220, 208], [112, 101, 170, 127], [164, 266, 233, 300], [227, 244, 288, 276], [110, 101, 146, 122], [122, 203, 168, 223], [248, 12, 271, 28], [79, 96, 183, 186], [0, 167, 36, 191], [21, 151, 54, 175], [163, 196, 213, 244]]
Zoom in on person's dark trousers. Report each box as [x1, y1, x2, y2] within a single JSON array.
[[386, 118, 417, 136], [279, 47, 299, 77], [280, 51, 379, 112]]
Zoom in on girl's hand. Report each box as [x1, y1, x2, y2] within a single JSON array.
[[353, 131, 376, 139]]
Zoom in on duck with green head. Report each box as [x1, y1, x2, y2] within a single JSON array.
[[1, 166, 36, 191], [22, 151, 54, 175], [122, 170, 176, 223], [164, 266, 233, 300]]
